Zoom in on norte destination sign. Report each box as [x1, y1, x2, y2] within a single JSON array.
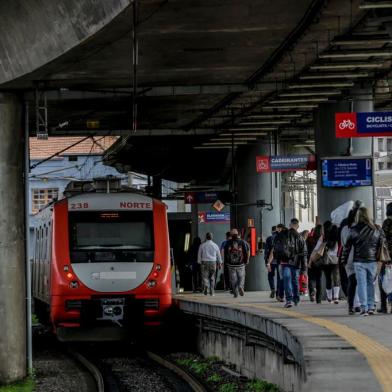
[[256, 155, 316, 173], [335, 112, 392, 138]]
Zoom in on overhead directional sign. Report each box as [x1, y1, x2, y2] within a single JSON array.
[[335, 112, 392, 138], [256, 155, 316, 173], [184, 191, 232, 204]]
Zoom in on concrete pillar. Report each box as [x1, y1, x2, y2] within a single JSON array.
[[152, 176, 162, 199], [315, 87, 374, 222], [236, 141, 281, 291], [0, 94, 26, 384]]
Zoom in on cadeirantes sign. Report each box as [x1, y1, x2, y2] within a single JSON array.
[[256, 155, 316, 173], [335, 112, 392, 138]]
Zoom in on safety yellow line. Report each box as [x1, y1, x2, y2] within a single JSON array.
[[177, 295, 392, 392]]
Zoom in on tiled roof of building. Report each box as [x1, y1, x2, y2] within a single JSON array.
[[29, 136, 118, 160]]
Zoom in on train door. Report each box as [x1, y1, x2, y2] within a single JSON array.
[[168, 213, 192, 292]]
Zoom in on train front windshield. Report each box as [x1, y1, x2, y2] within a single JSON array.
[[69, 211, 154, 263]]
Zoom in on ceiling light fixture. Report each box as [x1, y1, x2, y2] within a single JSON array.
[[239, 120, 291, 125], [269, 98, 329, 104], [263, 104, 318, 109], [332, 38, 392, 45], [310, 63, 383, 70], [227, 127, 277, 131], [210, 137, 257, 141], [279, 91, 341, 97], [194, 146, 233, 149], [220, 132, 268, 136], [289, 82, 354, 88], [300, 73, 369, 79], [319, 51, 392, 58], [246, 114, 302, 118], [359, 2, 392, 9]]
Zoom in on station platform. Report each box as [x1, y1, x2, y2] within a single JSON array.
[[174, 291, 392, 392]]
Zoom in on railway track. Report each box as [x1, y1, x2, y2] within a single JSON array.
[[70, 346, 207, 392], [34, 326, 206, 392]]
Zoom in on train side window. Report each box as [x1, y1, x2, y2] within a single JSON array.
[[47, 222, 52, 262], [44, 225, 49, 262]]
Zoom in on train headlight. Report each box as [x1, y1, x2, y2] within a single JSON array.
[[155, 264, 161, 272], [63, 265, 70, 272], [147, 279, 157, 288]]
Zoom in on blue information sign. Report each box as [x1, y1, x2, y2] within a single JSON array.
[[321, 158, 372, 188], [205, 212, 230, 223]]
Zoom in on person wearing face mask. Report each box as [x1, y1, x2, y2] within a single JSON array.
[[223, 228, 250, 298]]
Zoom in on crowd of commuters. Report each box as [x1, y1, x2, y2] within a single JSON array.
[[264, 201, 392, 315], [187, 200, 392, 316]]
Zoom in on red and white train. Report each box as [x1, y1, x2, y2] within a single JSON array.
[[32, 179, 172, 340]]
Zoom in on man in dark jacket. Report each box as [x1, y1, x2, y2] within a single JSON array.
[[224, 228, 249, 298], [270, 219, 307, 308], [265, 224, 284, 300]]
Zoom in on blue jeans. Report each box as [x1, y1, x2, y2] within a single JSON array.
[[268, 263, 284, 298], [282, 264, 300, 303], [354, 262, 377, 312]]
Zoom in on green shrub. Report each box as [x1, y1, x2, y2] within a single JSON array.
[[219, 383, 237, 392], [207, 373, 222, 383], [245, 379, 279, 392], [0, 377, 35, 392]]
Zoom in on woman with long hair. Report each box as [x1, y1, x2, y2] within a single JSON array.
[[322, 221, 340, 303], [342, 207, 384, 316], [307, 224, 323, 303]]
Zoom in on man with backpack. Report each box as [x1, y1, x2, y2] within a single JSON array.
[[269, 219, 307, 308], [223, 228, 250, 298]]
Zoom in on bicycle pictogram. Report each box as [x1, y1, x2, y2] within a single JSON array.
[[338, 119, 355, 130]]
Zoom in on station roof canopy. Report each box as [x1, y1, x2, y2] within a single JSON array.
[[1, 0, 392, 182]]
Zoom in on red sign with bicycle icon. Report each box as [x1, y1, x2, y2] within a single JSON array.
[[336, 112, 392, 138]]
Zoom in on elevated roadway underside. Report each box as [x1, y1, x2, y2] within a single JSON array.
[[1, 0, 392, 182]]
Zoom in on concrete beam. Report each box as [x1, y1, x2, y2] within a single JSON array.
[[0, 0, 130, 84]]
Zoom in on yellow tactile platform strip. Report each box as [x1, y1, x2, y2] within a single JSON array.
[[178, 295, 392, 392]]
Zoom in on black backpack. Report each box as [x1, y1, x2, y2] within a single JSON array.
[[227, 240, 245, 265], [273, 231, 294, 261]]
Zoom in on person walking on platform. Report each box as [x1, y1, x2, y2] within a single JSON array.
[[341, 210, 361, 314], [197, 233, 222, 296], [224, 228, 249, 298], [220, 231, 232, 292], [188, 237, 202, 292], [342, 207, 384, 316], [265, 224, 284, 301], [265, 226, 278, 298], [314, 221, 340, 304], [307, 224, 323, 303], [379, 202, 392, 313], [269, 219, 307, 308]]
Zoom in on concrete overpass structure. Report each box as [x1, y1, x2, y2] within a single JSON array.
[[1, 0, 392, 385]]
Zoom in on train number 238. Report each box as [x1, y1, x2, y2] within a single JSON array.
[[70, 202, 89, 209]]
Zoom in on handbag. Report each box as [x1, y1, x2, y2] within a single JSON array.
[[382, 265, 392, 294], [378, 238, 391, 264], [310, 242, 327, 267]]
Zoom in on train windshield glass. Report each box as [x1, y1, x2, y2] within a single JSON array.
[[69, 211, 154, 262]]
